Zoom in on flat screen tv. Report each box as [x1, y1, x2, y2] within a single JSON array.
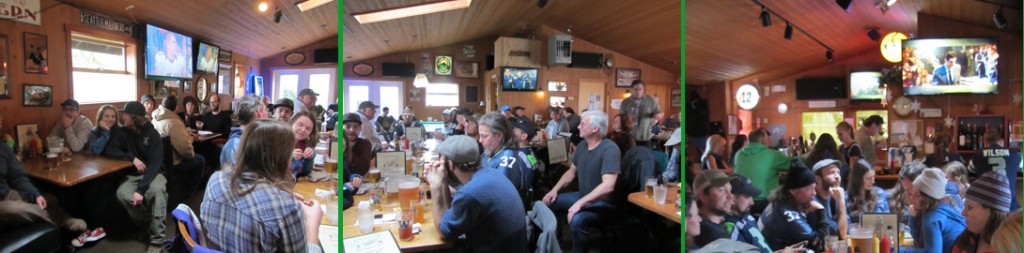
[[195, 42, 219, 75], [902, 38, 998, 95], [850, 71, 882, 101], [501, 67, 538, 91], [145, 24, 193, 79]]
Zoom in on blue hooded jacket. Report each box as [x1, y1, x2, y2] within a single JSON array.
[[900, 202, 965, 253]]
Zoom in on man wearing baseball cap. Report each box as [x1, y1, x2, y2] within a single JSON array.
[[724, 174, 771, 253], [424, 135, 527, 252], [500, 105, 513, 118], [809, 159, 848, 238], [663, 127, 682, 182], [48, 98, 94, 152], [293, 88, 319, 113], [392, 108, 422, 140], [760, 161, 832, 252], [355, 101, 388, 151], [511, 116, 538, 149], [341, 113, 371, 210], [693, 169, 735, 247], [105, 101, 168, 253]]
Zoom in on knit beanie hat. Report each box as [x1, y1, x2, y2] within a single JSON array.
[[785, 160, 815, 190], [913, 168, 948, 199], [965, 171, 1012, 212]]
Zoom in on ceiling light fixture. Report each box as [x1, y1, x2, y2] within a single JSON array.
[[296, 0, 334, 12], [993, 6, 1007, 29], [258, 1, 269, 12], [353, 0, 473, 24], [784, 22, 793, 40], [836, 0, 853, 12], [760, 6, 771, 27], [887, 0, 897, 6], [867, 27, 881, 41], [413, 73, 430, 88], [753, 0, 836, 63]]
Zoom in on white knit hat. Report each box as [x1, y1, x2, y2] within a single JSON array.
[[913, 168, 948, 199]]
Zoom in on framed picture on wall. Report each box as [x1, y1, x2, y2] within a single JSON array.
[[0, 33, 8, 98], [465, 86, 478, 103], [22, 84, 51, 106], [23, 32, 47, 74], [615, 68, 640, 88], [456, 61, 478, 78], [184, 80, 192, 92], [548, 81, 567, 92]]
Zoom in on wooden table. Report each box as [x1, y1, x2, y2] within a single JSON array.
[[196, 132, 222, 142], [627, 187, 681, 224], [295, 178, 338, 226], [342, 188, 451, 252], [22, 153, 133, 187]]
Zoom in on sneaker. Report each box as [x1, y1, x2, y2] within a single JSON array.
[[71, 232, 88, 248], [84, 227, 106, 242]]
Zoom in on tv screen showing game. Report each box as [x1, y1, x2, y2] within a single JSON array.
[[902, 38, 998, 95], [850, 71, 882, 101], [146, 24, 193, 79], [195, 42, 219, 75], [501, 67, 538, 91]]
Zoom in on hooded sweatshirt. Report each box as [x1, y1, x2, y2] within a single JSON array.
[[219, 127, 243, 166], [900, 202, 966, 253], [734, 142, 792, 200], [152, 106, 195, 166]]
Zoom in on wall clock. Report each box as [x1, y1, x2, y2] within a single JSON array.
[[197, 77, 208, 101], [893, 96, 913, 117], [353, 63, 373, 76], [285, 52, 305, 65]]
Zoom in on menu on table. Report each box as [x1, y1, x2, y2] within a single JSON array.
[[548, 137, 569, 164], [406, 127, 423, 142], [343, 231, 401, 253], [376, 151, 406, 175]]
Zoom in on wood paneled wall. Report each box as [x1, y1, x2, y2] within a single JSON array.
[[0, 0, 259, 137], [718, 12, 1022, 143]]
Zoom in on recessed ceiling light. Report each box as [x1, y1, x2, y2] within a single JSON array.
[[353, 0, 472, 24], [258, 2, 269, 12]]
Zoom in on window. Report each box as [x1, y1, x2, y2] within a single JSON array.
[[71, 32, 136, 104], [343, 80, 402, 114], [425, 83, 459, 107], [272, 68, 336, 108], [801, 111, 844, 144]]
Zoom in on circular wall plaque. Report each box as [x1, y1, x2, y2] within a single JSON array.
[[285, 52, 305, 65], [197, 78, 208, 100], [353, 63, 374, 76], [736, 84, 760, 110]]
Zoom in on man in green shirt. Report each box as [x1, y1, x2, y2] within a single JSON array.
[[734, 128, 792, 215]]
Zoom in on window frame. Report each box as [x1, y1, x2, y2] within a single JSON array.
[[66, 24, 138, 105], [424, 82, 460, 107]]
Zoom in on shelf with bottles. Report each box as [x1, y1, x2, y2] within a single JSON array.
[[955, 115, 1006, 152]]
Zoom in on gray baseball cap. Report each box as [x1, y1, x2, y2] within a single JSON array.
[[436, 135, 480, 166]]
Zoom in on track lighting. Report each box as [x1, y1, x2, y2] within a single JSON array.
[[867, 28, 881, 41], [826, 50, 834, 62], [993, 6, 1007, 29], [836, 0, 853, 12], [760, 7, 771, 27], [784, 22, 793, 40]]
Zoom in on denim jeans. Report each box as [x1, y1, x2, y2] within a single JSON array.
[[549, 192, 617, 253]]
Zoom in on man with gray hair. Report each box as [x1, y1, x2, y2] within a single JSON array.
[[220, 95, 268, 166], [542, 110, 621, 253], [477, 112, 537, 207]]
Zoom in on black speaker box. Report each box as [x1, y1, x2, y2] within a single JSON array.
[[313, 48, 338, 64], [795, 77, 847, 100], [568, 52, 603, 68], [381, 62, 416, 77]]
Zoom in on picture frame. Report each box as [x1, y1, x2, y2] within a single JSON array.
[[550, 96, 566, 107], [435, 56, 453, 75], [152, 80, 177, 101], [184, 80, 192, 92], [671, 88, 681, 107], [23, 32, 47, 74], [15, 123, 39, 155], [22, 84, 51, 106], [455, 61, 478, 78], [548, 81, 568, 92], [0, 33, 8, 98], [465, 86, 478, 103], [615, 68, 641, 88]]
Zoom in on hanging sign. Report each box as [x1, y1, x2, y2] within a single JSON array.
[[1, 0, 42, 25], [736, 84, 760, 110], [81, 11, 134, 34]]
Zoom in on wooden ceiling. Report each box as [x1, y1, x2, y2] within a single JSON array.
[[342, 0, 681, 74], [57, 0, 338, 59], [685, 0, 1022, 84]]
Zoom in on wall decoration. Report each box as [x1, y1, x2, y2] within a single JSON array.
[[455, 61, 478, 78], [22, 84, 51, 106], [197, 77, 208, 101], [671, 88, 681, 107], [409, 88, 421, 102], [23, 32, 47, 74], [15, 124, 39, 155], [465, 86, 478, 103], [183, 80, 192, 92], [548, 81, 567, 92], [615, 68, 640, 88], [353, 63, 373, 76], [152, 80, 172, 101], [435, 55, 452, 75], [0, 34, 8, 99], [462, 43, 476, 58], [2, 0, 41, 25], [550, 96, 566, 107]]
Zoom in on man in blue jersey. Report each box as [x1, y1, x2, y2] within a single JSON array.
[[478, 112, 536, 207], [724, 174, 771, 253], [971, 130, 1022, 210]]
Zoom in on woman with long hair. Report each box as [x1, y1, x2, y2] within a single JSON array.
[[900, 168, 966, 253], [87, 105, 119, 155], [891, 162, 926, 224], [943, 161, 970, 201], [608, 112, 635, 156], [700, 134, 731, 174], [951, 172, 1012, 253], [924, 133, 961, 168], [177, 95, 202, 130], [846, 159, 890, 224], [201, 118, 323, 252], [289, 111, 317, 178], [991, 210, 1022, 253], [835, 122, 861, 183]]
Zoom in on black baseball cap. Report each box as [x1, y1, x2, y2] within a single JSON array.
[[358, 101, 379, 110], [119, 101, 147, 116], [511, 118, 537, 140], [60, 99, 80, 110], [730, 174, 763, 197]]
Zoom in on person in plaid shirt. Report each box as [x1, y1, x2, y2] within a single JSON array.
[[201, 118, 324, 252]]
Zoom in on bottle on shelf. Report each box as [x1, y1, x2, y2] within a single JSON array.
[[958, 122, 967, 150], [965, 123, 973, 151]]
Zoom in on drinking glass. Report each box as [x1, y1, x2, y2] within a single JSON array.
[[645, 177, 658, 198], [324, 196, 339, 225], [654, 184, 667, 205], [398, 209, 415, 241]]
